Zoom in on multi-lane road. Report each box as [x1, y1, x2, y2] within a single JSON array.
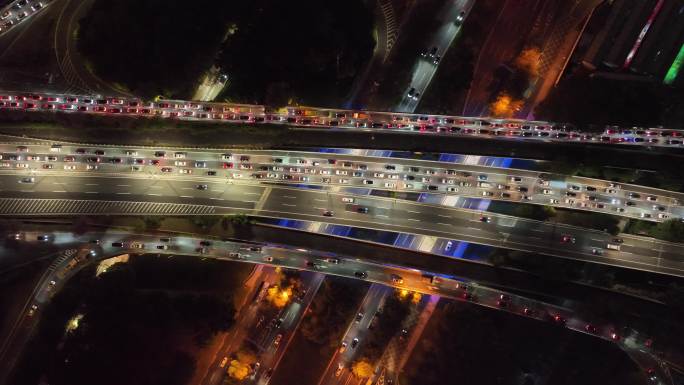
[[1, 143, 682, 221], [2, 231, 668, 384], [2, 91, 684, 148], [395, 0, 473, 113], [1, 169, 684, 276]]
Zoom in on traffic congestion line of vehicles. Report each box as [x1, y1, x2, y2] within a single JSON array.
[[0, 0, 49, 36], [1, 144, 680, 222], [1, 92, 683, 147]]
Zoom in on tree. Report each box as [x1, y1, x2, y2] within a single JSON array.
[[651, 219, 684, 243], [513, 47, 541, 77], [227, 350, 257, 381], [266, 285, 293, 308], [489, 92, 523, 118], [352, 359, 373, 378]]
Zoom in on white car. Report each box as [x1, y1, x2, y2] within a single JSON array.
[[339, 179, 349, 184], [64, 165, 76, 170], [425, 169, 436, 175], [320, 170, 331, 175], [542, 189, 552, 195], [342, 197, 354, 203], [15, 163, 29, 168], [658, 213, 669, 219], [646, 196, 657, 202], [179, 169, 192, 174], [125, 150, 138, 156], [403, 183, 414, 189], [86, 164, 98, 170], [174, 160, 187, 166], [26, 155, 40, 161], [174, 152, 186, 158], [290, 167, 302, 173], [221, 154, 232, 160], [384, 182, 396, 188], [296, 159, 307, 164], [335, 170, 348, 175], [388, 174, 399, 179], [549, 198, 559, 204], [446, 187, 458, 192]]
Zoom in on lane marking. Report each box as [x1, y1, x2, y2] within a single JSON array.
[[52, 190, 66, 193], [407, 218, 420, 222], [180, 195, 193, 198], [437, 223, 451, 226], [147, 193, 161, 196], [116, 192, 131, 195], [282, 203, 296, 207]]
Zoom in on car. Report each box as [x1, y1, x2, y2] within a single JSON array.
[[552, 314, 566, 326], [407, 87, 420, 100], [42, 164, 54, 169], [156, 245, 169, 250], [63, 164, 76, 170], [335, 363, 344, 377], [446, 187, 458, 192], [342, 197, 354, 203], [196, 184, 208, 190], [585, 324, 598, 333], [561, 234, 576, 243], [86, 164, 98, 171], [628, 192, 641, 199], [391, 274, 404, 284], [18, 177, 34, 183], [161, 167, 172, 173], [273, 333, 283, 347], [322, 210, 334, 217], [522, 307, 536, 316], [179, 169, 192, 174], [456, 10, 465, 22], [356, 206, 369, 214], [195, 161, 207, 168], [131, 243, 144, 249], [28, 304, 38, 317], [591, 248, 603, 255], [174, 160, 186, 166], [646, 196, 657, 202], [354, 271, 368, 279], [585, 186, 597, 192], [479, 216, 491, 223], [351, 337, 359, 348], [111, 242, 125, 248], [219, 356, 228, 368], [542, 189, 553, 195]]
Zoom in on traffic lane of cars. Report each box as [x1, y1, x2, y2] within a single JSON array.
[[2, 167, 683, 262], [2, 92, 684, 148], [0, 0, 48, 36], [2, 147, 677, 222], [3, 172, 684, 274], [5, 143, 682, 210]]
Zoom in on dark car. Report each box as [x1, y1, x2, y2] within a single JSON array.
[[354, 271, 368, 279]]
